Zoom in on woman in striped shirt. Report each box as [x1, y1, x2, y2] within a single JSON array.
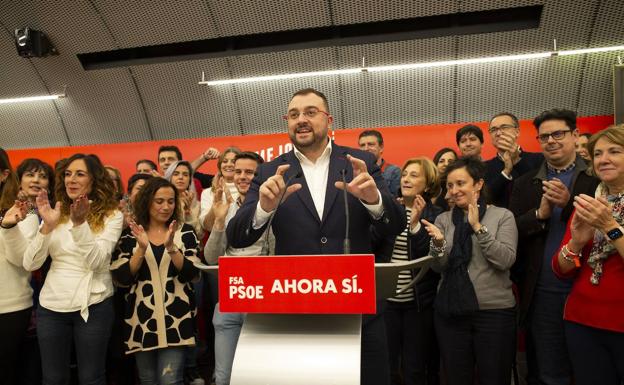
[[376, 157, 443, 385]]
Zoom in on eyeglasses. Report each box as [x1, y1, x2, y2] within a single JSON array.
[[488, 124, 517, 134], [283, 107, 329, 121], [536, 129, 572, 143]]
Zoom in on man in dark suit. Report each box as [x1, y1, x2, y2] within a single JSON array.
[[509, 109, 599, 385], [227, 88, 405, 385], [485, 112, 543, 208]]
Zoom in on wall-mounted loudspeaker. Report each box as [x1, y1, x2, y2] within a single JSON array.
[[14, 28, 58, 58]]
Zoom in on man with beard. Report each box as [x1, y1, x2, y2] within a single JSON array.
[[456, 124, 484, 159], [227, 88, 405, 385], [509, 109, 598, 385]]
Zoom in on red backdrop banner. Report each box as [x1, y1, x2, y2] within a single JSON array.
[[6, 115, 613, 190]]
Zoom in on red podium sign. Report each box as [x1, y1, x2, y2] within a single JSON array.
[[218, 255, 376, 314]]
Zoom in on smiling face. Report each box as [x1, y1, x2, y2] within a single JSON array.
[[220, 151, 237, 181], [446, 166, 483, 209], [538, 119, 578, 168], [20, 168, 50, 199], [436, 151, 457, 174], [489, 115, 519, 152], [458, 133, 483, 157], [286, 93, 332, 152], [149, 186, 176, 225], [64, 159, 93, 200], [400, 163, 427, 200], [592, 137, 624, 189], [576, 135, 591, 161], [171, 164, 191, 192], [234, 158, 258, 196]]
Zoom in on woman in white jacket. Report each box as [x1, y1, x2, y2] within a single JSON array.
[[1, 153, 123, 385]]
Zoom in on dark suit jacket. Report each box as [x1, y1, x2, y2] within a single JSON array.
[[485, 150, 543, 208], [508, 156, 599, 325], [227, 143, 405, 255]]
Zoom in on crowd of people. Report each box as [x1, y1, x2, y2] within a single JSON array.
[[0, 87, 623, 385]]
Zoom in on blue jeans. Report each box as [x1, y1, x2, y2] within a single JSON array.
[[135, 346, 186, 385], [212, 303, 245, 385], [37, 298, 114, 385], [526, 290, 571, 385]]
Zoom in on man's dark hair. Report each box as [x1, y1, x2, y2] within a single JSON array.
[[359, 130, 384, 146], [157, 145, 183, 161], [455, 124, 484, 145], [290, 88, 329, 112], [489, 112, 519, 128], [127, 173, 153, 194], [533, 109, 577, 132], [135, 159, 157, 170], [235, 151, 264, 165]]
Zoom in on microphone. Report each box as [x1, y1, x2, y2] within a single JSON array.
[[262, 170, 302, 255], [340, 169, 351, 254]]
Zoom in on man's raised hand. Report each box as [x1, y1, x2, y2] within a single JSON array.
[[259, 164, 302, 212], [334, 155, 379, 204]]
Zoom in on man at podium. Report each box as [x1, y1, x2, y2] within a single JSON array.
[[227, 88, 405, 385]]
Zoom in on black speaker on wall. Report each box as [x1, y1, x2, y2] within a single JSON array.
[[615, 64, 624, 125], [14, 27, 58, 58]]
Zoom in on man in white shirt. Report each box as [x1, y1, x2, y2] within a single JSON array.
[[227, 88, 405, 385]]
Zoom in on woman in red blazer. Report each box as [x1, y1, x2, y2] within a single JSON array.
[[553, 124, 624, 385]]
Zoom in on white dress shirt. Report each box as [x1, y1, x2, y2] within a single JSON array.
[[254, 140, 384, 227]]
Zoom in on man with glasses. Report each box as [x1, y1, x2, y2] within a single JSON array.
[[509, 109, 598, 385], [227, 88, 405, 385], [484, 112, 543, 207]]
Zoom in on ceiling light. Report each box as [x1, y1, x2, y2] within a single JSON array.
[[0, 93, 65, 105], [200, 44, 624, 86]]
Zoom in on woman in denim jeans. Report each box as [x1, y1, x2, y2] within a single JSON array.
[[2, 153, 123, 385], [111, 177, 201, 385]]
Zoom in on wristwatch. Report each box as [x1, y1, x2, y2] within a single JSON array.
[[475, 225, 488, 235], [606, 226, 624, 241]]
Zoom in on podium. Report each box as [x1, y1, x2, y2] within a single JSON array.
[[195, 255, 434, 385]]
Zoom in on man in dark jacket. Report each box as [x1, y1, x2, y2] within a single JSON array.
[[509, 109, 599, 385], [485, 112, 543, 208]]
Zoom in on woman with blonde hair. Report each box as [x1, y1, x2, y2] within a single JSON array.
[[552, 125, 624, 385], [374, 157, 443, 385], [1, 153, 123, 385]]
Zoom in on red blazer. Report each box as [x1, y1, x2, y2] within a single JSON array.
[[552, 211, 624, 332]]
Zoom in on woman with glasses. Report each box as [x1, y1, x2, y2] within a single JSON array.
[[2, 153, 123, 385], [111, 177, 201, 385], [421, 157, 517, 385], [552, 125, 624, 385]]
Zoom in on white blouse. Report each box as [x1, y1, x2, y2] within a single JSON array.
[[2, 211, 123, 321], [0, 214, 39, 313]]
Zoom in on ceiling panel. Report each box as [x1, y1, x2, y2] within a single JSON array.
[[91, 0, 218, 48], [588, 0, 624, 48], [577, 52, 620, 117], [456, 55, 583, 123], [132, 58, 241, 140], [210, 0, 331, 36], [331, 0, 457, 25]]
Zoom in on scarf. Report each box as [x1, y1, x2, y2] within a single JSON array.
[[435, 197, 486, 317], [586, 183, 624, 285]]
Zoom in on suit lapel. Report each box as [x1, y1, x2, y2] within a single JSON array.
[[284, 152, 321, 223], [322, 144, 350, 224]]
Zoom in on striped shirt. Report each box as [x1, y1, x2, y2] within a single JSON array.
[[388, 207, 415, 302]]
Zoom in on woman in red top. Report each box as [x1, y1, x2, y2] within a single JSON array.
[[553, 124, 624, 385]]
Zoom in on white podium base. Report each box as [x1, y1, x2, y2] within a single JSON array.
[[230, 313, 362, 385]]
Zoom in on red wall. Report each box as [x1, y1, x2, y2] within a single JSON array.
[[6, 115, 613, 190]]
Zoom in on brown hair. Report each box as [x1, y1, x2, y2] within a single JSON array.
[[56, 154, 119, 232], [211, 147, 241, 192], [132, 177, 181, 230], [0, 148, 19, 210], [105, 165, 124, 201], [401, 157, 440, 200]]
